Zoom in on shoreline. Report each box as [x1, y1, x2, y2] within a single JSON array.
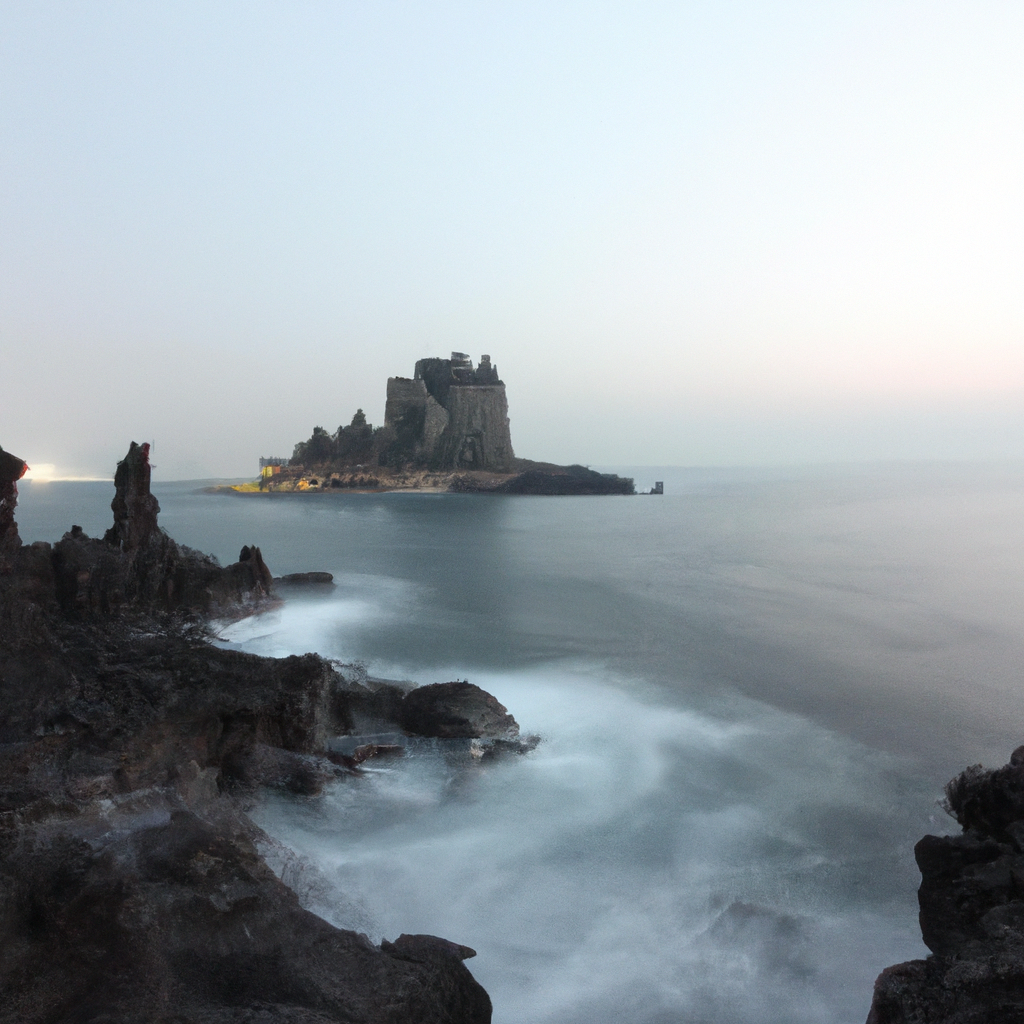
[[213, 462, 640, 496], [0, 441, 517, 1023]]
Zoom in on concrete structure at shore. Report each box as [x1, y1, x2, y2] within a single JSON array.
[[384, 352, 515, 472]]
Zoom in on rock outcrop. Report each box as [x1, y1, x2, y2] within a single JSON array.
[[0, 808, 491, 1024], [0, 445, 27, 562], [450, 463, 636, 496], [104, 440, 160, 550], [867, 748, 1024, 1023], [400, 681, 521, 739], [0, 441, 520, 1024], [32, 443, 275, 620]]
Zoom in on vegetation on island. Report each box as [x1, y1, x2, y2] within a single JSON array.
[[289, 408, 424, 471], [291, 410, 380, 467]]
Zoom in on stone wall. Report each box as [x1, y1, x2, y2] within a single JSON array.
[[384, 377, 430, 427], [423, 392, 450, 454], [384, 356, 515, 472], [384, 377, 450, 463], [436, 385, 514, 472]]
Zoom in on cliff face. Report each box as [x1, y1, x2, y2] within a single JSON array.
[[867, 749, 1024, 1024]]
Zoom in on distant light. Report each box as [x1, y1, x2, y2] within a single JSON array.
[[23, 463, 56, 482], [22, 463, 110, 483]]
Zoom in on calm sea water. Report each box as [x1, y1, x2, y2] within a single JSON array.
[[16, 463, 1024, 1023]]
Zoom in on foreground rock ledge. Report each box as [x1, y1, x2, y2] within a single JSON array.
[[0, 442, 514, 1024], [867, 747, 1024, 1024]]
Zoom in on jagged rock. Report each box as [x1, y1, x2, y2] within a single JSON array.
[[49, 524, 274, 620], [399, 681, 520, 739], [0, 439, 512, 1023], [867, 751, 1024, 1023], [104, 440, 161, 550], [0, 623, 351, 811], [474, 735, 541, 759], [382, 932, 478, 962], [34, 444, 276, 620], [0, 445, 27, 560]]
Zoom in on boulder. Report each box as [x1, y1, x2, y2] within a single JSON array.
[[276, 571, 336, 586], [400, 681, 519, 739]]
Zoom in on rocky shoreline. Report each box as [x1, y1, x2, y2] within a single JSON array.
[[867, 749, 1024, 1023], [225, 460, 637, 496], [10, 439, 1018, 1022], [0, 442, 533, 1023]]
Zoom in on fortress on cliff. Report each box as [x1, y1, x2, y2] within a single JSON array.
[[258, 354, 634, 493], [384, 352, 515, 472]]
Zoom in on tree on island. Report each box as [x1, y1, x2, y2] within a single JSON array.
[[291, 426, 334, 466], [290, 410, 384, 468]]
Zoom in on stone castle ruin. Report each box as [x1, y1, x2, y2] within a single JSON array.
[[384, 353, 514, 472], [265, 352, 635, 492]]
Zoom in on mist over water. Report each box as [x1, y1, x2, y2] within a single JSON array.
[[248, 666, 935, 1024], [17, 464, 1024, 1022]]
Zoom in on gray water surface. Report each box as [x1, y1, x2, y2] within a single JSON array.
[[16, 463, 1024, 1022]]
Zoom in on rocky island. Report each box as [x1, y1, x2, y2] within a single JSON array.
[[0, 441, 532, 1023], [241, 352, 635, 496]]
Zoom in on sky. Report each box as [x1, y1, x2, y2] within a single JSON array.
[[2, 1, 1023, 480]]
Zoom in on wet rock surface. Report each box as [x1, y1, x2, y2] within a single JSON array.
[[400, 681, 520, 739], [867, 749, 1024, 1024], [0, 442, 510, 1024]]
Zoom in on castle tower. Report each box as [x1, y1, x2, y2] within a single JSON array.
[[385, 353, 514, 472]]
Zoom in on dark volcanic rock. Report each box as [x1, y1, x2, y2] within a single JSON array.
[[104, 440, 160, 550], [0, 445, 27, 561], [276, 571, 335, 586], [351, 742, 405, 764], [400, 681, 520, 739], [0, 611, 352, 810], [0, 810, 491, 1024], [0, 440, 498, 1023], [450, 463, 635, 496], [867, 751, 1024, 1024], [27, 443, 277, 620]]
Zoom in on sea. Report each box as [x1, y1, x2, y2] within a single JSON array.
[[16, 462, 1024, 1024]]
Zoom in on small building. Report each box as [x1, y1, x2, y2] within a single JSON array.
[[259, 457, 289, 479]]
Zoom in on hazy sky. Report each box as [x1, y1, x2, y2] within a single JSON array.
[[2, 1, 1023, 479]]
